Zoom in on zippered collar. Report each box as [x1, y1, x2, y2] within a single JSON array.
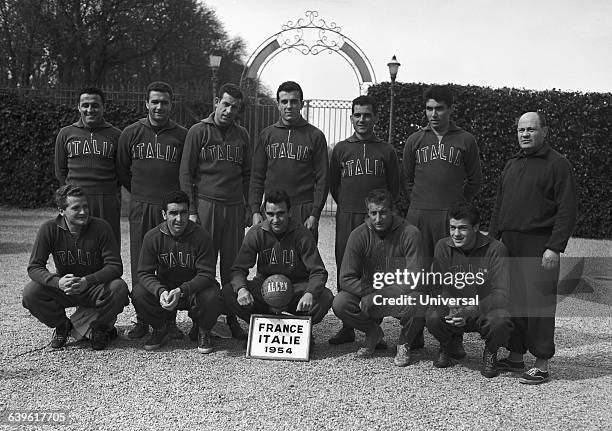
[[421, 122, 462, 134], [159, 220, 198, 239], [443, 231, 491, 253], [260, 217, 301, 237], [512, 143, 551, 159], [345, 133, 383, 144], [273, 117, 309, 129], [364, 215, 404, 234], [202, 113, 237, 129], [138, 117, 178, 132], [71, 119, 114, 130], [54, 214, 92, 233]]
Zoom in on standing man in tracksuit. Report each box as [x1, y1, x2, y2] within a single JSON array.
[[179, 83, 250, 340], [249, 81, 329, 243], [402, 85, 482, 351], [116, 81, 188, 340], [328, 95, 401, 346], [55, 87, 122, 244]]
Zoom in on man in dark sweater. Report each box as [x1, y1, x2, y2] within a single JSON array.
[[425, 204, 513, 378], [132, 190, 224, 353], [179, 83, 250, 340], [223, 189, 333, 337], [489, 111, 578, 384], [55, 87, 122, 243], [249, 81, 329, 243], [22, 185, 129, 350], [116, 81, 188, 340], [328, 95, 401, 345], [402, 85, 482, 351]]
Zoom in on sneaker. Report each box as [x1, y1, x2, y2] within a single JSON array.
[[50, 319, 72, 349], [90, 323, 110, 351], [188, 324, 199, 342], [448, 333, 467, 359], [328, 326, 356, 345], [519, 367, 550, 385], [227, 316, 247, 340], [197, 329, 214, 354], [144, 325, 168, 351], [356, 326, 384, 358], [127, 321, 149, 339], [481, 347, 499, 378], [496, 357, 525, 372], [394, 344, 411, 367], [410, 330, 425, 350], [433, 348, 452, 368], [167, 321, 184, 340]]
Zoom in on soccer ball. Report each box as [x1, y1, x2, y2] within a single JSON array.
[[261, 274, 293, 311]]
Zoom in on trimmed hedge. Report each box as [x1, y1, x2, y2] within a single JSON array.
[[369, 83, 612, 239]]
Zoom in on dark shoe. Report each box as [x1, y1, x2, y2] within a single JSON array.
[[356, 326, 384, 358], [197, 329, 214, 354], [519, 367, 550, 385], [50, 318, 72, 349], [127, 321, 149, 339], [90, 323, 110, 351], [433, 348, 452, 368], [481, 347, 499, 378], [167, 321, 184, 340], [496, 357, 525, 372], [144, 325, 168, 351], [448, 333, 467, 359], [227, 316, 248, 340], [410, 330, 425, 350], [394, 344, 411, 367], [188, 324, 199, 342], [108, 327, 118, 341], [329, 326, 355, 345], [376, 339, 388, 350]]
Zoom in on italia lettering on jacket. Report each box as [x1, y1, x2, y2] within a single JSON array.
[[341, 158, 386, 177], [67, 139, 115, 158], [200, 144, 244, 164], [131, 142, 179, 162], [262, 247, 296, 267], [265, 142, 312, 161], [55, 249, 99, 266], [158, 251, 194, 268], [414, 143, 463, 166]]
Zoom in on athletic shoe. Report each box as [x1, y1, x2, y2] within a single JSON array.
[[410, 330, 425, 350], [329, 326, 355, 345], [108, 327, 118, 341], [90, 323, 110, 351], [356, 326, 384, 358], [433, 348, 452, 368], [197, 329, 214, 354], [167, 321, 184, 340], [127, 321, 149, 339], [496, 357, 525, 372], [448, 333, 467, 359], [50, 318, 72, 349], [144, 326, 168, 351], [188, 324, 199, 342], [227, 316, 248, 340], [519, 368, 550, 385], [481, 347, 499, 378], [393, 344, 411, 367]]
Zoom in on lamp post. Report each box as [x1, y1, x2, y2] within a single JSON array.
[[209, 54, 222, 105], [387, 55, 401, 144]]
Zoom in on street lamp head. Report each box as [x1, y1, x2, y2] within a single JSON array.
[[387, 55, 400, 82], [209, 54, 222, 69]]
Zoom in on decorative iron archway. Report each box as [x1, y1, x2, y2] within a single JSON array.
[[240, 10, 377, 95]]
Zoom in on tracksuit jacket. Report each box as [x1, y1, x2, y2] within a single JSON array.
[[27, 215, 122, 288], [179, 113, 251, 210], [340, 216, 423, 297], [116, 118, 187, 204], [230, 218, 328, 296], [137, 220, 217, 299], [431, 232, 510, 316], [488, 143, 578, 253], [402, 123, 482, 209], [330, 133, 401, 212], [249, 117, 329, 218], [55, 119, 121, 194]]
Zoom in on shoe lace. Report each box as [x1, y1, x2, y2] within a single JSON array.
[[525, 367, 543, 376]]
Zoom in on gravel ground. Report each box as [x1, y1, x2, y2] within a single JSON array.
[[0, 207, 611, 430]]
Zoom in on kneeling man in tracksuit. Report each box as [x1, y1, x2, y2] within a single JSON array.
[[223, 189, 334, 341], [132, 190, 224, 353], [332, 189, 425, 366], [426, 203, 513, 377]]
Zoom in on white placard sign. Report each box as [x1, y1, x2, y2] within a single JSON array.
[[246, 314, 312, 361]]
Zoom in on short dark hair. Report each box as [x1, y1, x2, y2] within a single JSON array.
[[162, 190, 189, 211], [352, 95, 377, 116], [146, 81, 173, 100], [264, 189, 291, 211], [364, 188, 393, 210], [218, 83, 243, 100], [276, 81, 303, 102], [423, 85, 454, 107], [55, 184, 87, 210], [79, 87, 105, 104], [449, 203, 480, 226]]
